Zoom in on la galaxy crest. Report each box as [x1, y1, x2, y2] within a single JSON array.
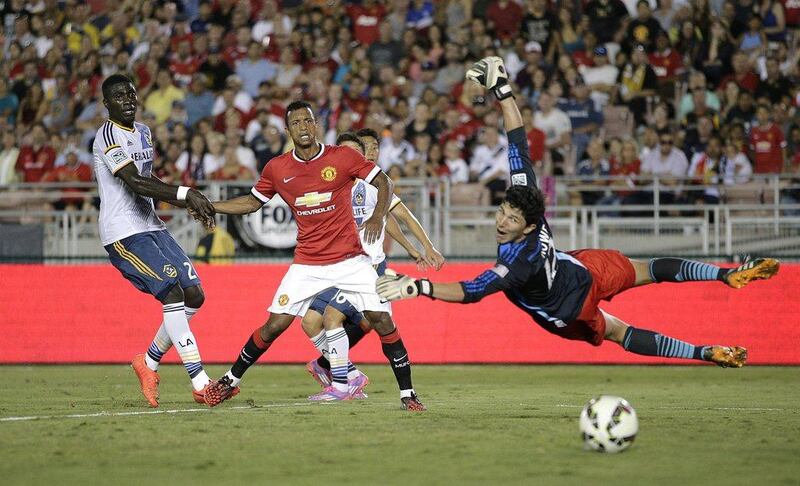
[[141, 128, 153, 149], [163, 264, 177, 278]]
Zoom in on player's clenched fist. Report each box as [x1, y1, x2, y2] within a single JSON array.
[[376, 269, 432, 301]]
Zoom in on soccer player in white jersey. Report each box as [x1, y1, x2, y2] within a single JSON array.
[[93, 74, 227, 407], [302, 131, 445, 398]]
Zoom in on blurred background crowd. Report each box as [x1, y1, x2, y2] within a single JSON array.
[[2, 0, 800, 212]]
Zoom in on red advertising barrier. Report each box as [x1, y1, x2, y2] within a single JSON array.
[[0, 262, 798, 364]]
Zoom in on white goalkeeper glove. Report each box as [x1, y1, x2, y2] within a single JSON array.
[[376, 269, 433, 302], [465, 56, 514, 101]]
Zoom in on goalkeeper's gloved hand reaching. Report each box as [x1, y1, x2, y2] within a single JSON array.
[[376, 269, 433, 302], [465, 56, 514, 101]]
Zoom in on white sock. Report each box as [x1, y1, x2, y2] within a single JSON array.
[[162, 302, 208, 391], [224, 370, 241, 387], [310, 331, 328, 359], [400, 389, 415, 399], [144, 306, 200, 371], [326, 327, 350, 392]]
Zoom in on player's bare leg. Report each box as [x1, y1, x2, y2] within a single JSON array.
[[603, 311, 747, 368], [628, 257, 779, 288], [365, 311, 426, 411], [204, 313, 294, 407]]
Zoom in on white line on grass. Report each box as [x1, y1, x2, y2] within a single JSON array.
[[0, 402, 314, 423], [556, 404, 788, 412]]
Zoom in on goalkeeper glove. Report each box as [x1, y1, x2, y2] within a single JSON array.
[[376, 269, 433, 302], [465, 56, 514, 101]]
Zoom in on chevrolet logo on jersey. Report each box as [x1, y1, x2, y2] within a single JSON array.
[[295, 191, 332, 207]]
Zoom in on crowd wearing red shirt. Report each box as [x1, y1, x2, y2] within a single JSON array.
[[0, 0, 799, 212]]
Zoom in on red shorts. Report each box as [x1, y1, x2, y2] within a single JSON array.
[[563, 249, 637, 346]]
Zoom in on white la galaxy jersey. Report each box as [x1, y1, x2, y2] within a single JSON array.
[[351, 179, 401, 265], [93, 120, 165, 245]]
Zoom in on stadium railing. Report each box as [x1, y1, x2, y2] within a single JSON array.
[[1, 175, 799, 261]]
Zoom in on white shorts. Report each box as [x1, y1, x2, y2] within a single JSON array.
[[268, 254, 391, 316]]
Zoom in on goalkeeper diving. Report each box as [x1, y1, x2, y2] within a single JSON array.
[[376, 57, 779, 367]]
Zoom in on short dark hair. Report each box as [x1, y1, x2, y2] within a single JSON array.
[[102, 73, 134, 100], [284, 100, 313, 125], [336, 132, 365, 153], [503, 185, 545, 226], [355, 128, 379, 143]]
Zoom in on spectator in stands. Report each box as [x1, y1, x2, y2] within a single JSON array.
[[199, 46, 234, 92], [252, 0, 293, 44], [201, 132, 226, 178], [433, 42, 466, 95], [683, 114, 717, 160], [721, 50, 759, 93], [688, 134, 725, 205], [487, 0, 524, 41], [695, 19, 736, 88], [641, 129, 690, 204], [470, 125, 509, 205], [619, 43, 658, 126], [0, 78, 19, 126], [575, 137, 612, 205], [0, 130, 20, 185], [41, 146, 92, 211], [443, 139, 469, 184], [144, 69, 185, 124], [250, 124, 285, 173], [579, 46, 618, 111], [236, 41, 277, 98], [585, 0, 629, 44], [534, 91, 572, 174], [611, 139, 645, 207], [16, 123, 55, 183], [175, 133, 207, 186], [368, 20, 404, 74], [406, 0, 435, 31], [678, 71, 724, 120], [725, 89, 756, 132], [209, 145, 256, 181], [756, 56, 792, 104], [721, 137, 754, 186], [16, 82, 46, 130], [749, 103, 787, 173], [649, 30, 685, 99], [379, 120, 416, 172], [559, 77, 603, 167], [183, 74, 215, 128], [522, 0, 560, 64], [738, 13, 768, 59], [626, 0, 663, 52]]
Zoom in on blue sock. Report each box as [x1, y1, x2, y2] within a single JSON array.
[[649, 258, 728, 283], [622, 327, 708, 361]]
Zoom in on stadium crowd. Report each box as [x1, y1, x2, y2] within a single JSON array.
[[1, 0, 800, 212]]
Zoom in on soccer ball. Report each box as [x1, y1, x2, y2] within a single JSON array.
[[579, 395, 638, 453]]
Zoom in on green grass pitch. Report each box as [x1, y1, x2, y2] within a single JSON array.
[[1, 364, 798, 485]]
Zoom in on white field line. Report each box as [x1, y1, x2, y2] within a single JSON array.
[[556, 404, 789, 412], [0, 402, 314, 423]]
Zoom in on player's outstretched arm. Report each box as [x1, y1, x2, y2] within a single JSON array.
[[212, 193, 263, 215], [384, 213, 425, 266], [390, 201, 444, 270], [376, 270, 466, 302], [116, 163, 215, 227], [363, 171, 394, 244]]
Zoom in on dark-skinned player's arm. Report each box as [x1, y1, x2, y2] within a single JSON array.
[[115, 163, 216, 228], [363, 170, 393, 244]]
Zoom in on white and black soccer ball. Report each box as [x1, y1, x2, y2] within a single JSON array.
[[579, 395, 638, 453]]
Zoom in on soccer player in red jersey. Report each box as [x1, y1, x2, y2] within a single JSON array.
[[203, 101, 426, 410], [378, 58, 779, 369]]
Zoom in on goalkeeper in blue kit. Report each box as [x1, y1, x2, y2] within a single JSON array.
[[377, 57, 779, 367]]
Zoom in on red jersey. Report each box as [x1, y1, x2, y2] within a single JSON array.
[[251, 144, 381, 265], [749, 124, 786, 173], [784, 0, 800, 26], [527, 127, 546, 163], [346, 4, 386, 45], [16, 145, 56, 182], [648, 49, 684, 80]]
